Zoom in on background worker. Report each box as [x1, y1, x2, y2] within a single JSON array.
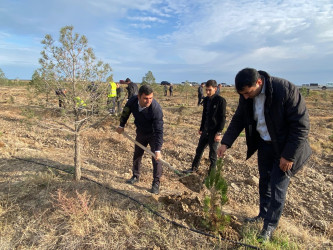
[[184, 79, 227, 174], [125, 77, 138, 100], [197, 82, 205, 106], [55, 88, 67, 108], [107, 80, 117, 114], [217, 68, 311, 242], [164, 84, 168, 96], [116, 82, 124, 115], [116, 85, 164, 194], [169, 84, 173, 96], [216, 83, 222, 95]]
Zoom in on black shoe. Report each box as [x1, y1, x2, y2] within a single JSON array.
[[244, 215, 264, 223], [126, 176, 139, 184], [182, 168, 198, 174], [257, 228, 273, 242], [151, 183, 160, 194]]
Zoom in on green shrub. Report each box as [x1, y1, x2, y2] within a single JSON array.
[[203, 158, 230, 233]]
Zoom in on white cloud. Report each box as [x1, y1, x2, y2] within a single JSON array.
[[130, 23, 152, 29], [128, 16, 166, 23]]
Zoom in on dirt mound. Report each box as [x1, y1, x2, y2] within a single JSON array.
[[179, 173, 205, 193]]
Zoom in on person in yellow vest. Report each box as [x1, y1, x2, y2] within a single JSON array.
[[107, 81, 117, 114]]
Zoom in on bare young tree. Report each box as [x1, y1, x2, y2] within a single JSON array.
[[38, 25, 112, 180]]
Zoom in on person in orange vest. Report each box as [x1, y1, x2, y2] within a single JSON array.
[[107, 81, 117, 114]]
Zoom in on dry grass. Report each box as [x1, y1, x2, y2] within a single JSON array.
[[0, 167, 227, 249]]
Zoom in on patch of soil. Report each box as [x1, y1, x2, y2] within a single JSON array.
[[178, 173, 205, 193]]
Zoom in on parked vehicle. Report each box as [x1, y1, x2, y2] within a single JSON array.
[[301, 83, 332, 90], [221, 83, 231, 87], [321, 83, 333, 90]]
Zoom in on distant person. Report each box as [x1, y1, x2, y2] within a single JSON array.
[[107, 81, 117, 114], [116, 82, 124, 115], [197, 82, 205, 106], [125, 78, 138, 100], [169, 84, 173, 96], [116, 85, 164, 195], [164, 84, 168, 96], [216, 83, 222, 95], [87, 81, 99, 113], [55, 88, 67, 108], [184, 80, 226, 174], [217, 68, 312, 242]]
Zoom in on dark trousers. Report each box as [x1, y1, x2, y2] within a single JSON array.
[[116, 98, 123, 114], [132, 132, 163, 185], [192, 131, 219, 171], [198, 95, 203, 106], [257, 139, 290, 231]]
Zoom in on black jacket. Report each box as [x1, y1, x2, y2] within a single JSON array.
[[221, 71, 311, 175], [198, 86, 203, 96], [126, 82, 138, 99], [200, 94, 227, 135], [119, 96, 164, 151]]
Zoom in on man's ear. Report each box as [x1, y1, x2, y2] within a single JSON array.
[[257, 77, 263, 86]]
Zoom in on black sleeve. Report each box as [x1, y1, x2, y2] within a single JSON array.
[[216, 97, 227, 133], [221, 97, 246, 147], [199, 98, 207, 132], [119, 96, 136, 127], [152, 103, 164, 151]]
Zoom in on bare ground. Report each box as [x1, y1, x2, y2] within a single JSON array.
[[0, 86, 332, 249]]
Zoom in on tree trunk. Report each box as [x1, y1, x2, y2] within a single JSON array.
[[74, 127, 81, 181]]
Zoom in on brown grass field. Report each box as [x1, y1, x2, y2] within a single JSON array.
[[0, 84, 332, 249]]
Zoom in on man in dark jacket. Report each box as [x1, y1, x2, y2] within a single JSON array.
[[169, 84, 173, 96], [116, 85, 164, 194], [184, 80, 227, 174], [125, 78, 138, 100], [217, 68, 311, 242], [197, 82, 205, 106]]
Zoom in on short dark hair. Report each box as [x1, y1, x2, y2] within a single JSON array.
[[139, 84, 153, 96], [235, 68, 260, 92], [125, 78, 131, 82], [205, 79, 217, 88]]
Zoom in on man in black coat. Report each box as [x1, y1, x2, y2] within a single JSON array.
[[116, 85, 164, 194], [197, 82, 205, 106], [217, 68, 312, 242], [184, 80, 227, 174], [125, 77, 138, 100]]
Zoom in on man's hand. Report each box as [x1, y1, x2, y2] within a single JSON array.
[[217, 144, 228, 158], [279, 157, 293, 172], [116, 126, 124, 134], [155, 151, 161, 161], [214, 133, 222, 142]]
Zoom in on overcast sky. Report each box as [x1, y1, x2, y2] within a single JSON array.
[[0, 0, 332, 85]]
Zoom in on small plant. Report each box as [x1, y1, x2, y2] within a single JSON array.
[[203, 158, 230, 233], [329, 133, 333, 142], [51, 189, 95, 218], [21, 108, 35, 119], [299, 87, 310, 97]]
